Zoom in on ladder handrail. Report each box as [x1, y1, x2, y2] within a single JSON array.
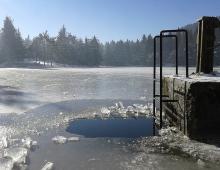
[[153, 29, 189, 129], [153, 34, 178, 129]]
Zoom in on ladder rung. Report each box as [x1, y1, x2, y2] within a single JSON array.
[[153, 78, 160, 82], [154, 94, 169, 97], [173, 90, 185, 96], [155, 98, 178, 102], [162, 99, 178, 102], [163, 104, 184, 119]]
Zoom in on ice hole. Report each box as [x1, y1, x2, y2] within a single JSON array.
[[66, 118, 157, 138]]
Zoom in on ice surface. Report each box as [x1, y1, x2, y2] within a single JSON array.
[[41, 162, 54, 170], [0, 67, 152, 116]]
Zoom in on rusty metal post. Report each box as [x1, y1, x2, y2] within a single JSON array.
[[196, 20, 202, 73], [196, 16, 220, 74]]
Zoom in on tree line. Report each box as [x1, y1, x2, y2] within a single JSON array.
[[1, 16, 220, 67]]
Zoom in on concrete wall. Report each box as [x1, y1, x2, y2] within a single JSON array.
[[163, 76, 220, 141]]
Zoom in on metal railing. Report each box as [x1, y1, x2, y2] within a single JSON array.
[[153, 29, 189, 129]]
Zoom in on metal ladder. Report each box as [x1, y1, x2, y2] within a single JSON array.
[[153, 29, 189, 130]]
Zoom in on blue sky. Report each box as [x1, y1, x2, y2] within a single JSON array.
[[0, 0, 220, 42]]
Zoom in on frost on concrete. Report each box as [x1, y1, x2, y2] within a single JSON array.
[[0, 137, 8, 149]]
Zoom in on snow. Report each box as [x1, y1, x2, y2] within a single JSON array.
[[165, 72, 220, 83], [139, 126, 220, 164]]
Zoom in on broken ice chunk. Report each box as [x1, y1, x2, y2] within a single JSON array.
[[115, 102, 119, 109], [52, 136, 67, 144], [31, 141, 38, 151], [0, 136, 8, 148], [21, 137, 32, 149], [21, 137, 38, 151], [92, 112, 99, 118], [68, 137, 80, 142], [0, 157, 14, 170], [14, 163, 28, 170], [127, 106, 134, 113], [100, 107, 110, 115], [3, 147, 29, 164], [118, 108, 127, 115], [197, 159, 205, 168], [41, 162, 54, 170], [118, 101, 124, 109]]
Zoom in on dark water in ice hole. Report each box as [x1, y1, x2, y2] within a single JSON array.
[[66, 118, 156, 138]]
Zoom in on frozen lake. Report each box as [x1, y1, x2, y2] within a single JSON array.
[[0, 67, 219, 170], [0, 67, 152, 115]]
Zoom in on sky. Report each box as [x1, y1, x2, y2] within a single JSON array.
[[0, 0, 220, 42]]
